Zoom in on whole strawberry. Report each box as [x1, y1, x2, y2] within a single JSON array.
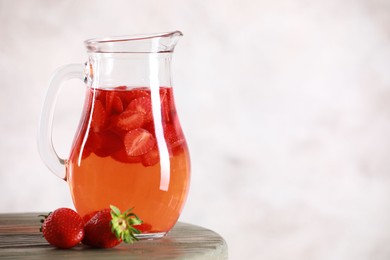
[[82, 205, 142, 248], [40, 208, 84, 249]]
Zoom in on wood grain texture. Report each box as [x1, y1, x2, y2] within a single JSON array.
[[0, 213, 228, 259]]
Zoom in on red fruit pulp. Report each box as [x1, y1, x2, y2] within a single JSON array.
[[67, 86, 190, 236]]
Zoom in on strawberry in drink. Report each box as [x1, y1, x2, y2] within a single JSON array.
[[67, 86, 190, 237]]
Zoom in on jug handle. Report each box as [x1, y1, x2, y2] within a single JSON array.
[[38, 64, 85, 180]]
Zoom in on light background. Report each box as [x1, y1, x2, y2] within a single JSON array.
[[1, 0, 390, 259]]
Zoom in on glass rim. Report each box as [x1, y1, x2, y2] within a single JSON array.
[[84, 31, 183, 53], [85, 31, 183, 45]]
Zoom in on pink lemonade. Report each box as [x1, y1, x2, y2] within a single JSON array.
[[67, 86, 190, 235]]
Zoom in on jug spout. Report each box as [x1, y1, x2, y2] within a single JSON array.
[[84, 31, 183, 53]]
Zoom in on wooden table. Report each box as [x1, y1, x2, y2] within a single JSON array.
[[0, 213, 228, 259]]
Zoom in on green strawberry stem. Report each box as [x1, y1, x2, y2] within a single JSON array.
[[110, 205, 142, 244]]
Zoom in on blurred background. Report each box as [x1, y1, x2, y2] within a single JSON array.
[[1, 0, 390, 259]]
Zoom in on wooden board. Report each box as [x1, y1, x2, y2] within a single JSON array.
[[0, 213, 228, 259]]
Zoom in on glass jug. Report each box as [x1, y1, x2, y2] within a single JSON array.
[[38, 31, 191, 239]]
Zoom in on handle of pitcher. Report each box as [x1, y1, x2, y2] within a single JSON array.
[[38, 63, 85, 180]]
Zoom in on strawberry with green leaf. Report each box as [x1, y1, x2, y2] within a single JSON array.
[[82, 205, 142, 248], [40, 208, 84, 249]]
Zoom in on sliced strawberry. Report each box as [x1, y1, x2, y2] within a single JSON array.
[[143, 122, 155, 137], [96, 132, 123, 157], [118, 88, 150, 107], [85, 131, 122, 157], [116, 110, 145, 131], [159, 87, 168, 98], [106, 114, 119, 130], [74, 135, 91, 159], [106, 91, 124, 114], [81, 148, 91, 160], [111, 149, 143, 164], [164, 124, 185, 152], [142, 146, 160, 167], [91, 100, 106, 132], [159, 87, 172, 122], [124, 128, 156, 157], [126, 97, 153, 123], [85, 131, 104, 152], [92, 88, 106, 105]]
